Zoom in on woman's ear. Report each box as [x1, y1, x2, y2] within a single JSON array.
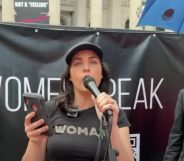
[[101, 74, 103, 80]]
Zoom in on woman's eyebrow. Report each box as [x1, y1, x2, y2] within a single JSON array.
[[88, 56, 99, 59], [72, 57, 82, 62], [72, 56, 99, 61]]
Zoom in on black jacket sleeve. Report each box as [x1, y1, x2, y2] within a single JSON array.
[[163, 89, 184, 161]]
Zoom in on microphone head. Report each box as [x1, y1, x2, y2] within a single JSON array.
[[83, 75, 100, 97], [83, 75, 96, 88]]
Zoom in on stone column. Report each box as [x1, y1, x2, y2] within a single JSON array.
[[109, 0, 122, 28], [48, 0, 60, 25], [2, 0, 14, 22], [76, 0, 87, 27], [90, 0, 102, 27], [129, 0, 142, 30]]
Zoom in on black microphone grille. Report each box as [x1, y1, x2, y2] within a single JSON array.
[[83, 75, 95, 87]]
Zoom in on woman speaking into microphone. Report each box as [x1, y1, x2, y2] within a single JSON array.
[[21, 42, 134, 161]]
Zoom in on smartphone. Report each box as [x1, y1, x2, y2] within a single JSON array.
[[23, 93, 48, 131]]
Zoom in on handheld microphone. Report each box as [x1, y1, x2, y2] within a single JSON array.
[[83, 75, 113, 118]]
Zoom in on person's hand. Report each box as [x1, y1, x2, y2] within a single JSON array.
[[24, 112, 48, 144], [92, 92, 119, 126]]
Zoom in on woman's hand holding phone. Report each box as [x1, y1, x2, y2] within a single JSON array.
[[24, 111, 48, 143], [23, 93, 50, 143]]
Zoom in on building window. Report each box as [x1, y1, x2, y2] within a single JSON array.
[[125, 19, 129, 29], [60, 16, 68, 25], [156, 27, 165, 32]]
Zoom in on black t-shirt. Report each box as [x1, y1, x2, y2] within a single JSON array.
[[45, 100, 130, 161]]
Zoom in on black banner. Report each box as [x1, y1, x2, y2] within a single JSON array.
[[0, 23, 184, 161]]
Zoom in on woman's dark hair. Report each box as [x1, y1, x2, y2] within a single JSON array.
[[57, 62, 110, 110]]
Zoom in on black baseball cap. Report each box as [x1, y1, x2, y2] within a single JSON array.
[[65, 42, 103, 65]]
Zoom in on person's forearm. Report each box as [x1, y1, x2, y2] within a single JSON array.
[[111, 126, 134, 161], [21, 140, 47, 161]]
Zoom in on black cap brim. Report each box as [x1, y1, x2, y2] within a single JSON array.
[[65, 42, 103, 65]]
